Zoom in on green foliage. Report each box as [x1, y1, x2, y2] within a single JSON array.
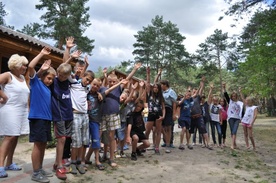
[[20, 0, 94, 54], [237, 9, 276, 96], [0, 2, 7, 25]]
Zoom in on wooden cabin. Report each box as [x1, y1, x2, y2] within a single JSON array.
[[0, 25, 64, 73]]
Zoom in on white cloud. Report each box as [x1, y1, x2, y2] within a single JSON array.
[[2, 0, 248, 71]]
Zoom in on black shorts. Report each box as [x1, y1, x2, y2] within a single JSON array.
[[162, 107, 174, 126], [29, 119, 52, 142], [130, 131, 147, 142], [147, 112, 162, 122], [189, 116, 207, 134]]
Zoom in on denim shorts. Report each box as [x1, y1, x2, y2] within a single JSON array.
[[228, 118, 240, 135], [89, 121, 100, 149], [115, 122, 126, 141]]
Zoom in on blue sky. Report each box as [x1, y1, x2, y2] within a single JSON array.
[[2, 0, 247, 72]]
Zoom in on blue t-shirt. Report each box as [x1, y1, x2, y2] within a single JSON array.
[[28, 74, 52, 121], [163, 88, 177, 108], [100, 86, 122, 115], [50, 77, 73, 121], [87, 92, 106, 123], [179, 97, 193, 120]]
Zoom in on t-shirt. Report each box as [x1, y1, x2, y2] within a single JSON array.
[[120, 101, 135, 123], [241, 105, 258, 124], [100, 86, 122, 115], [201, 101, 211, 122], [28, 74, 52, 121], [128, 111, 145, 133], [179, 97, 193, 119], [162, 88, 177, 108], [227, 100, 243, 120], [210, 104, 222, 122], [147, 92, 163, 114], [87, 92, 106, 123], [191, 95, 202, 115], [51, 77, 73, 122], [70, 80, 90, 113]]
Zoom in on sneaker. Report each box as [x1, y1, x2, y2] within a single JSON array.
[[32, 172, 50, 183], [136, 149, 144, 156], [165, 149, 171, 153], [192, 143, 195, 146], [131, 152, 137, 161], [56, 167, 67, 180], [76, 164, 86, 174], [154, 148, 160, 155], [120, 151, 127, 158], [178, 144, 185, 150], [40, 169, 53, 177], [170, 144, 175, 148], [161, 143, 166, 147], [62, 159, 71, 166], [70, 164, 78, 174], [123, 144, 129, 150], [187, 144, 193, 150]]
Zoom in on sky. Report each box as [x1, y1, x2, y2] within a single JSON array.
[[2, 0, 246, 72]]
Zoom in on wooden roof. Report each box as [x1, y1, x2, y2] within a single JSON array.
[[0, 25, 64, 70]]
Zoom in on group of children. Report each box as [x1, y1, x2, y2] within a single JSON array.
[[0, 36, 259, 182]]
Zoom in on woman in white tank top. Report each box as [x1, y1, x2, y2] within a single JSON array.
[[0, 54, 30, 178]]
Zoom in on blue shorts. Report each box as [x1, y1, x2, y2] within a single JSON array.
[[89, 121, 101, 149], [29, 119, 52, 142], [116, 122, 126, 141], [178, 117, 191, 129], [228, 118, 240, 135]]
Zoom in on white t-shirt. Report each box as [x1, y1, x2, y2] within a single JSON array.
[[210, 104, 222, 122], [70, 81, 90, 113], [242, 105, 258, 124], [227, 100, 243, 120]]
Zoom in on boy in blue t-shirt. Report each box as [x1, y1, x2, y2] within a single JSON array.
[[178, 91, 193, 150], [28, 47, 56, 182]]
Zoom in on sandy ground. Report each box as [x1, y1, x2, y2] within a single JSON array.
[[1, 116, 276, 183]]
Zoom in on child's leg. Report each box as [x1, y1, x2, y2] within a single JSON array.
[[215, 123, 222, 146], [243, 125, 249, 148], [32, 142, 47, 171], [248, 127, 255, 150], [180, 127, 185, 145], [138, 139, 150, 150], [155, 119, 162, 149], [56, 137, 66, 167], [131, 135, 139, 152], [85, 148, 93, 162]]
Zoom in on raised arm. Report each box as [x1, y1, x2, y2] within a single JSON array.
[[146, 67, 151, 94], [239, 87, 246, 104], [104, 79, 128, 96], [64, 50, 82, 64], [207, 83, 214, 105], [101, 67, 108, 87], [154, 68, 162, 83], [222, 82, 230, 103], [198, 76, 205, 96], [122, 62, 142, 88], [28, 47, 51, 77], [63, 36, 75, 62]]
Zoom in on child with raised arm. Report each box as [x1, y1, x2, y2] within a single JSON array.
[[86, 78, 128, 170], [126, 100, 150, 161], [99, 62, 141, 167], [239, 88, 258, 150], [28, 47, 56, 183], [222, 83, 243, 150]]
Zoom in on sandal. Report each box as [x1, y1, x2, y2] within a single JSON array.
[[85, 160, 92, 164], [5, 163, 22, 171], [96, 164, 105, 171], [108, 160, 117, 168], [0, 167, 8, 178]]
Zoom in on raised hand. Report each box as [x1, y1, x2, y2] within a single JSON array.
[[71, 50, 82, 58], [41, 47, 51, 55], [210, 83, 214, 89], [66, 36, 75, 49], [40, 59, 51, 71], [158, 68, 162, 75], [134, 62, 142, 69], [120, 79, 128, 85], [132, 82, 138, 90], [139, 80, 145, 88], [222, 82, 226, 89], [84, 55, 89, 65]]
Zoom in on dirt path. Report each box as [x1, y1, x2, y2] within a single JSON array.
[[1, 115, 276, 183]]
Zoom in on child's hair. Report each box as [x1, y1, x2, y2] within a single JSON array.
[[153, 83, 164, 104], [108, 73, 118, 80], [94, 78, 102, 84], [230, 91, 238, 100], [136, 99, 144, 107], [8, 54, 28, 70], [246, 96, 254, 105], [160, 80, 169, 87], [75, 60, 85, 67], [83, 70, 95, 79], [41, 67, 57, 78], [57, 63, 72, 75]]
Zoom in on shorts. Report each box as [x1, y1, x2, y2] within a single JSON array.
[[241, 122, 251, 127], [116, 122, 126, 141], [189, 116, 207, 134], [162, 107, 174, 126], [54, 120, 73, 138], [89, 121, 100, 149], [178, 117, 191, 129], [130, 131, 147, 142], [101, 113, 121, 131], [71, 113, 89, 148], [29, 119, 52, 142], [148, 112, 162, 122]]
